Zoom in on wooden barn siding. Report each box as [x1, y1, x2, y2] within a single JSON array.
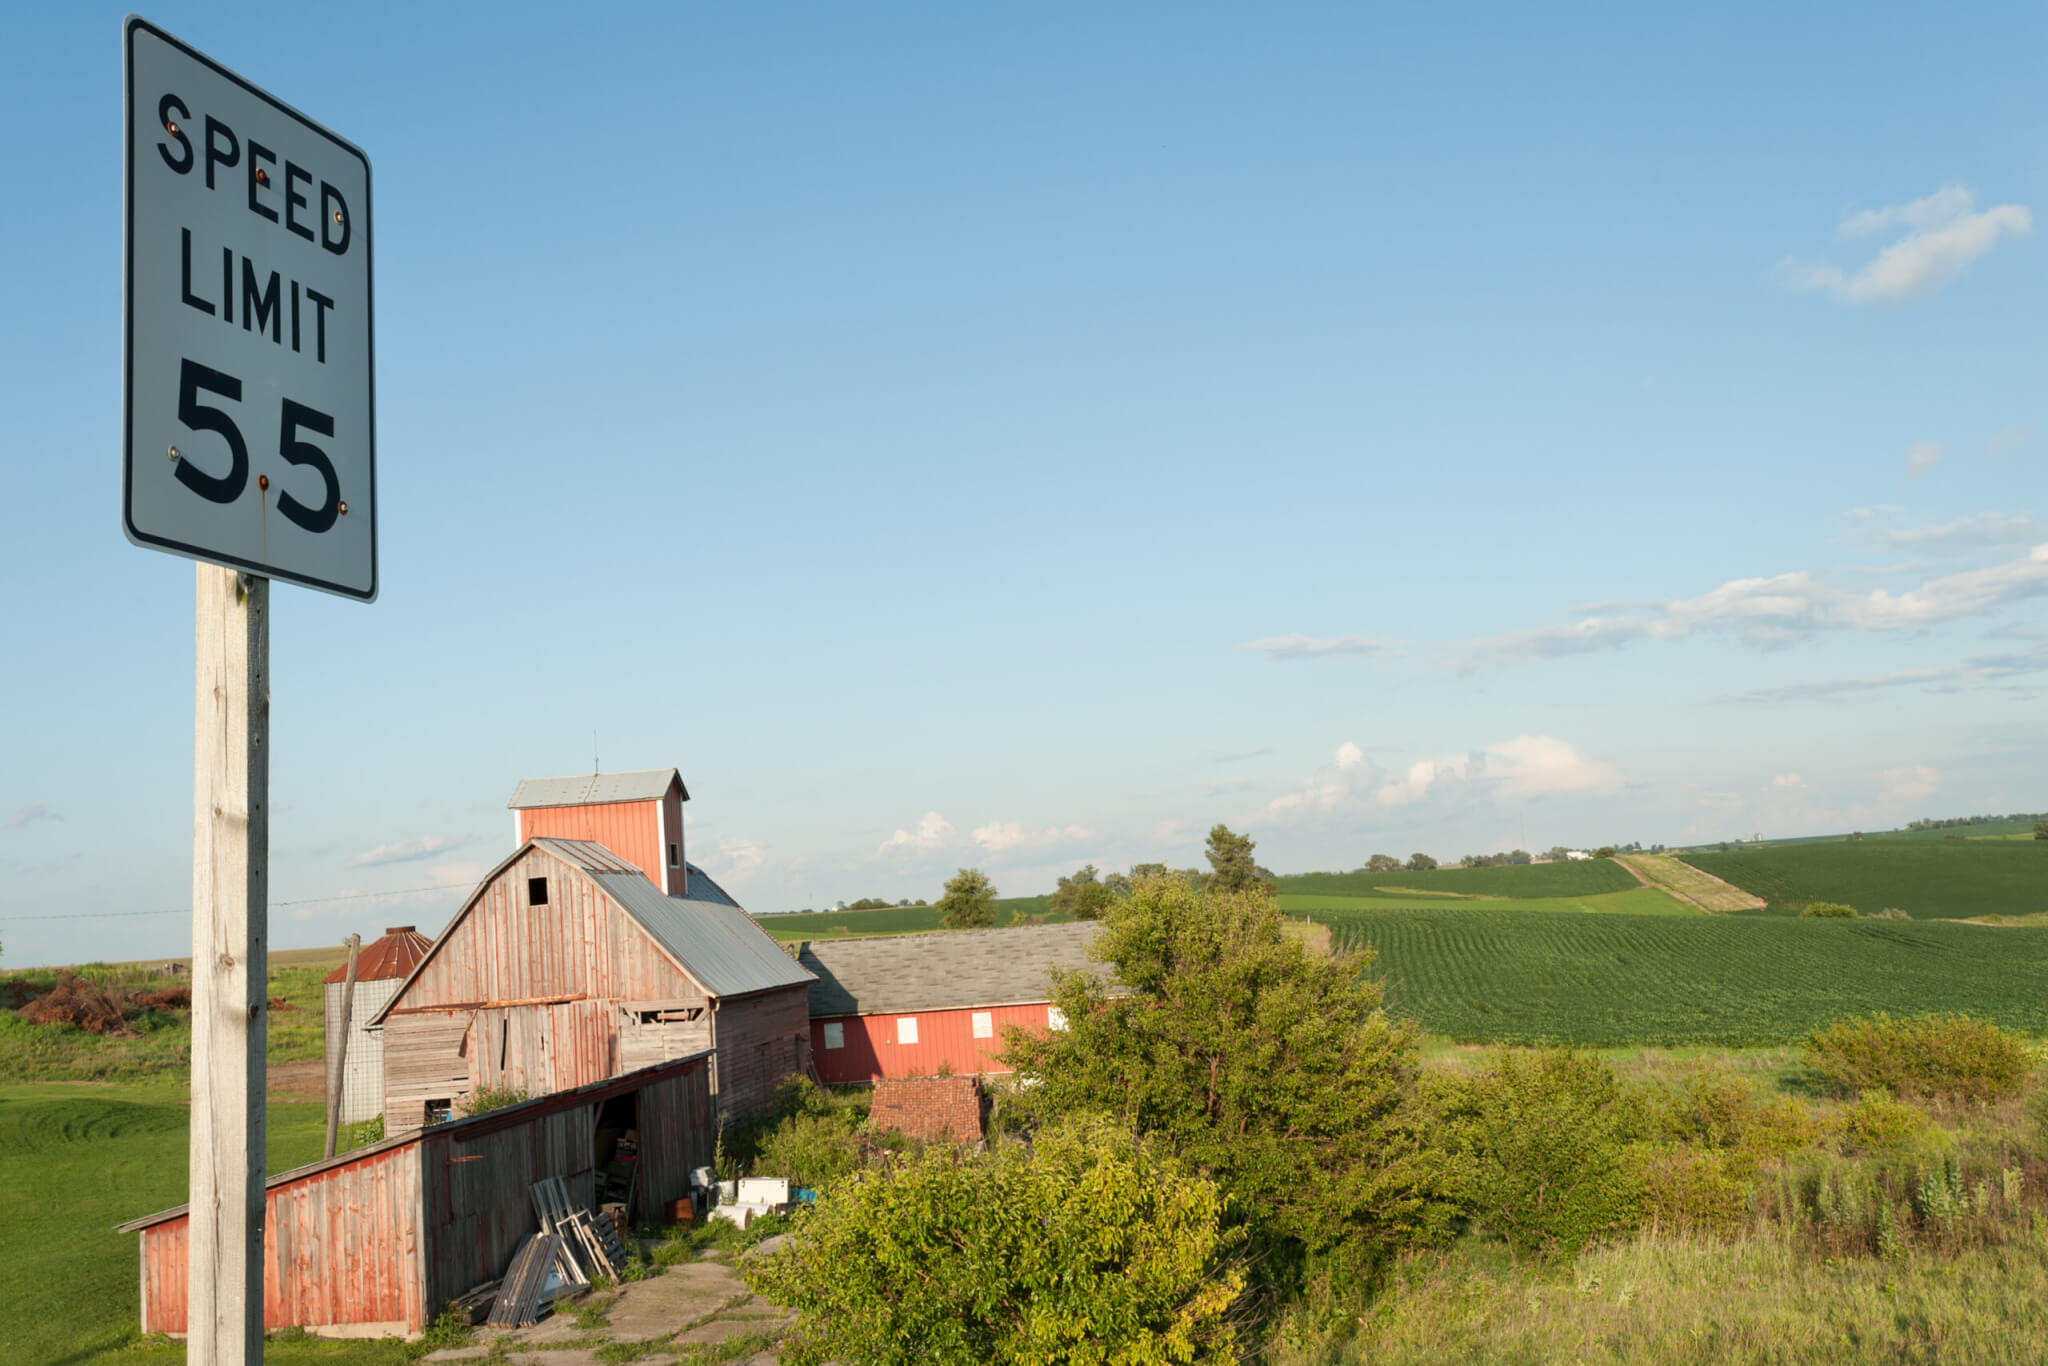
[[712, 985, 813, 1119], [635, 1064, 715, 1214], [812, 1002, 1060, 1084], [135, 1143, 424, 1336], [419, 1104, 594, 1311], [518, 799, 666, 893], [383, 1012, 472, 1133]]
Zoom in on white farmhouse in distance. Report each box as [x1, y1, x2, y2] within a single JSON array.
[[1564, 849, 1594, 861]]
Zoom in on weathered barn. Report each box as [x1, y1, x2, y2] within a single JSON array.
[[798, 922, 1107, 1084], [509, 767, 690, 895], [322, 926, 433, 1126], [118, 1052, 714, 1338], [370, 775, 813, 1130]]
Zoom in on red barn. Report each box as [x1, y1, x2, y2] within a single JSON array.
[[366, 769, 813, 1128], [798, 922, 1108, 1084]]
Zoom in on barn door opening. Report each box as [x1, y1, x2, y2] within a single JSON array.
[[593, 1091, 641, 1223]]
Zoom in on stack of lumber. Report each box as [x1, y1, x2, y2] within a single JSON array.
[[485, 1233, 571, 1328], [531, 1175, 629, 1280]]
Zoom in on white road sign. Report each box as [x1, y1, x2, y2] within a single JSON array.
[[124, 17, 376, 601]]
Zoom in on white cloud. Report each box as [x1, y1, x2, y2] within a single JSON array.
[[5, 803, 60, 829], [1844, 508, 2042, 556], [349, 833, 470, 868], [1266, 736, 1620, 823], [1880, 765, 1939, 804], [1239, 634, 1392, 660], [878, 811, 954, 855], [1465, 543, 2048, 667], [1905, 441, 1944, 477], [1724, 644, 2048, 704], [1772, 773, 1804, 789], [708, 837, 766, 883], [1793, 186, 2031, 303], [970, 821, 1095, 854], [1482, 735, 1625, 800], [1989, 426, 2033, 455]]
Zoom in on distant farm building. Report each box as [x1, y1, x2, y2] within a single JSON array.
[[121, 1053, 714, 1338], [798, 922, 1108, 1084], [322, 926, 432, 1126], [366, 769, 813, 1130]]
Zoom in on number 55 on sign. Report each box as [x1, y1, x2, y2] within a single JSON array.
[[124, 17, 375, 601]]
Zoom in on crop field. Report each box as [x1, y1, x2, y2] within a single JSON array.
[[1683, 840, 2048, 919], [1329, 907, 2048, 1046], [1277, 859, 1640, 900], [1614, 853, 1766, 911], [759, 894, 1061, 941], [1278, 887, 1698, 918]]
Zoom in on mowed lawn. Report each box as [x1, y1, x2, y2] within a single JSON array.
[[1331, 907, 2048, 1046], [1684, 839, 2048, 918], [1278, 887, 1700, 917], [0, 1084, 414, 1366]]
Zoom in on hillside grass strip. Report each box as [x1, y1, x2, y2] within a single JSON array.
[[1617, 853, 1767, 912]]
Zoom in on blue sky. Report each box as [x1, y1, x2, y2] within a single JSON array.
[[2, 2, 2042, 967]]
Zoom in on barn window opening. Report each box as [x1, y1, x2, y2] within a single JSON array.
[[897, 1017, 918, 1046], [593, 1091, 641, 1211], [424, 1097, 453, 1125], [635, 1006, 703, 1025], [668, 842, 680, 868], [822, 1021, 845, 1050], [528, 877, 549, 906]]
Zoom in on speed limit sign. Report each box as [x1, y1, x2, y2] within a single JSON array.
[[124, 17, 376, 601]]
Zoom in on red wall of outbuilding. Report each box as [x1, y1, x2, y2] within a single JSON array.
[[811, 1002, 1060, 1084], [516, 793, 686, 895]]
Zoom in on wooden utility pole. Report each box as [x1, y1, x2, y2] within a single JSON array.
[[189, 563, 269, 1365], [324, 933, 362, 1159]]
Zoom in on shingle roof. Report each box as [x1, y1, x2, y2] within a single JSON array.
[[507, 769, 686, 809], [798, 921, 1108, 1017], [536, 839, 813, 1000], [321, 927, 433, 984]]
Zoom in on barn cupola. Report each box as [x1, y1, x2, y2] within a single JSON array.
[[507, 767, 690, 896]]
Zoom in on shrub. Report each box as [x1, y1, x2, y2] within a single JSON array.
[[1442, 1049, 1643, 1257], [1805, 1013, 2032, 1104], [463, 1085, 528, 1116], [1801, 902, 1859, 919], [744, 1117, 1246, 1366], [1872, 908, 1912, 921], [1652, 1066, 1816, 1162], [1840, 1089, 1932, 1151], [747, 1078, 871, 1191], [1628, 1143, 1749, 1238]]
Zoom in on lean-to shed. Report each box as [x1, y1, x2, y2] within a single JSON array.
[[799, 921, 1109, 1083], [118, 1052, 714, 1338], [370, 822, 814, 1130], [322, 926, 433, 1126]]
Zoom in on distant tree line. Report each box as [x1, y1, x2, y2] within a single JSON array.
[[1907, 812, 2047, 831]]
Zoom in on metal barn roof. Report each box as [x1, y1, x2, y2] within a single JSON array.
[[536, 839, 813, 1000], [507, 768, 687, 809], [321, 926, 433, 984], [799, 921, 1108, 1018]]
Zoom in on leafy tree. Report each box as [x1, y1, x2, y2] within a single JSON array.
[[1406, 852, 1438, 872], [1203, 823, 1259, 893], [1545, 846, 1571, 862], [1594, 846, 1617, 859], [1003, 874, 1453, 1291], [2035, 820, 2048, 841], [745, 1116, 1246, 1366], [1506, 849, 1532, 865], [1365, 853, 1402, 873], [1130, 862, 1168, 880], [1801, 901, 1859, 918], [937, 868, 996, 929], [1049, 863, 1115, 921]]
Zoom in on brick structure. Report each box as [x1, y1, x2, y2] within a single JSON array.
[[869, 1075, 985, 1144]]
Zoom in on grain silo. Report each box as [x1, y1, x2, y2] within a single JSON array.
[[322, 926, 432, 1125]]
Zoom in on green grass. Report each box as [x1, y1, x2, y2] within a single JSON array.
[[1277, 859, 1641, 901], [1332, 907, 2048, 1046], [760, 894, 1066, 941], [1683, 839, 2048, 919], [1280, 887, 1699, 917], [0, 1083, 375, 1366]]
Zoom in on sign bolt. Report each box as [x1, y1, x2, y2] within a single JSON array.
[[257, 475, 269, 492], [168, 445, 180, 462]]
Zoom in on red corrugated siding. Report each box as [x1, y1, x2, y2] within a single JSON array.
[[812, 1002, 1059, 1083], [518, 799, 666, 890]]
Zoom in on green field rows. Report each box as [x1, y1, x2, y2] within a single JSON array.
[[759, 894, 1061, 941], [1277, 859, 1640, 900], [1330, 907, 2048, 1046], [1684, 840, 2048, 919], [1278, 887, 1698, 917]]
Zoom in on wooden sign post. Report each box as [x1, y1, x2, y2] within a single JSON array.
[[188, 564, 269, 1364]]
